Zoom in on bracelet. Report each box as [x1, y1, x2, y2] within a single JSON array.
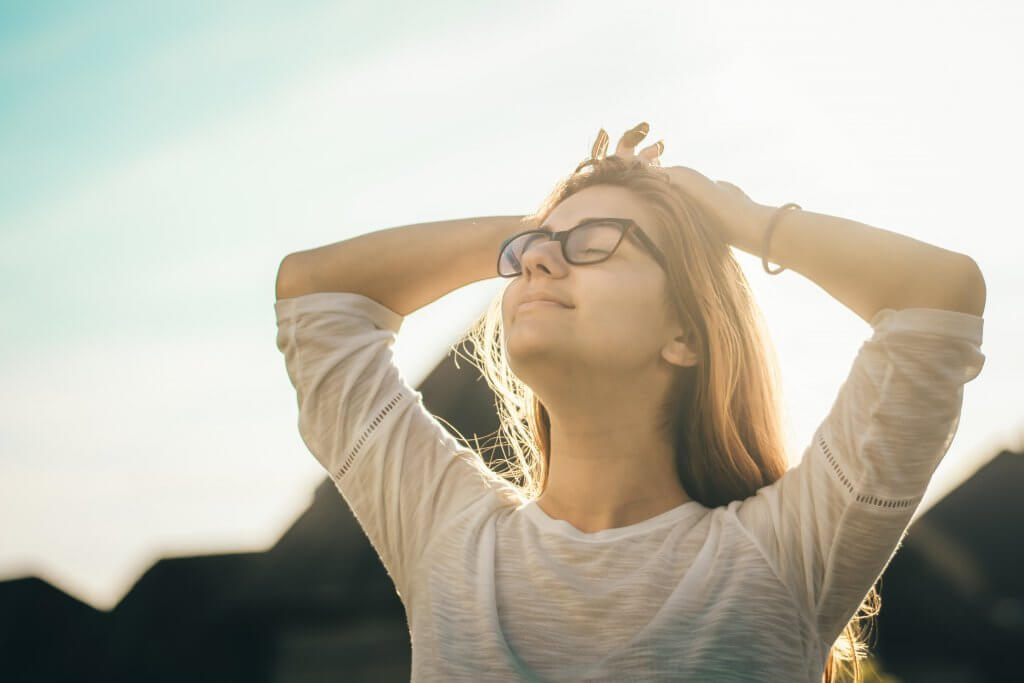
[[761, 203, 801, 275]]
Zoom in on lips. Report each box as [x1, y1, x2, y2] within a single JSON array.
[[520, 291, 573, 308], [518, 300, 566, 311]]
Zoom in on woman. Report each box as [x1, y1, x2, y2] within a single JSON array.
[[274, 122, 986, 682]]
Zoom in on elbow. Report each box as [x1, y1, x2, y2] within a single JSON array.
[[889, 254, 987, 317], [275, 252, 307, 301], [957, 256, 986, 317]]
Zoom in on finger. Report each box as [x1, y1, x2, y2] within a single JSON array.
[[639, 140, 663, 161], [617, 122, 649, 155], [591, 128, 610, 160], [615, 122, 649, 156]]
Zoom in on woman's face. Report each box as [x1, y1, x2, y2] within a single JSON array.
[[501, 184, 691, 399]]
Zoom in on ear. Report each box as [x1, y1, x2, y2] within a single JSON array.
[[661, 333, 699, 368]]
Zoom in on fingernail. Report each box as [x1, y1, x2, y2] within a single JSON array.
[[634, 122, 650, 133]]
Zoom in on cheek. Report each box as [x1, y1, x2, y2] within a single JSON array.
[[589, 284, 650, 324], [499, 288, 509, 315], [500, 291, 513, 328], [582, 291, 664, 349]]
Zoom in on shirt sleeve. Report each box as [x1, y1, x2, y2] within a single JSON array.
[[275, 291, 520, 599], [730, 306, 985, 646]]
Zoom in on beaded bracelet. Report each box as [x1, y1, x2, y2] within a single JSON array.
[[761, 202, 801, 275]]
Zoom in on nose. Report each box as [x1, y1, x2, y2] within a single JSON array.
[[519, 235, 569, 278]]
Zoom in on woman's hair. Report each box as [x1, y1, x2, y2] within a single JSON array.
[[455, 154, 880, 682]]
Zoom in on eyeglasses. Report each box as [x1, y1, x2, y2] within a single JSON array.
[[496, 217, 669, 278]]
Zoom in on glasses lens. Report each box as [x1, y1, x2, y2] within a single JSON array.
[[498, 222, 624, 276], [566, 221, 623, 263], [499, 232, 544, 276]]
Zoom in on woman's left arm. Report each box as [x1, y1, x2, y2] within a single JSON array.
[[661, 165, 987, 324], [742, 203, 987, 323]]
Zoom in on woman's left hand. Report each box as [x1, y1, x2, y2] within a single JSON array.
[[659, 164, 774, 253], [600, 122, 775, 252]]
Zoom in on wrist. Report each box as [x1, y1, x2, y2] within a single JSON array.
[[730, 203, 777, 255], [758, 203, 801, 275]]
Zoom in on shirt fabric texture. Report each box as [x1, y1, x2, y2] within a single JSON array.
[[274, 290, 985, 682]]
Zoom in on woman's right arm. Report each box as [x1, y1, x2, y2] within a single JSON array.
[[275, 215, 526, 315], [274, 216, 530, 596]]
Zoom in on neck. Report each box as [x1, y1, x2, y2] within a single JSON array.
[[534, 416, 692, 533]]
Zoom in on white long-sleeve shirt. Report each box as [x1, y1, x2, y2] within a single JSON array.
[[275, 291, 985, 682]]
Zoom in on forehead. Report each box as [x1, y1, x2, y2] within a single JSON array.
[[545, 185, 657, 237]]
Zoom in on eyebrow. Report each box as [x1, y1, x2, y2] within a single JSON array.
[[537, 217, 643, 247], [538, 217, 635, 233]]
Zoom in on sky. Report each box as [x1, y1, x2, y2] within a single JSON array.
[[1, 0, 1022, 611]]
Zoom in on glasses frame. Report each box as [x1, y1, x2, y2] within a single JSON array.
[[496, 217, 670, 278]]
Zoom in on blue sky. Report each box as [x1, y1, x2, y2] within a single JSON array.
[[1, 0, 487, 214], [2, 0, 1022, 610]]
